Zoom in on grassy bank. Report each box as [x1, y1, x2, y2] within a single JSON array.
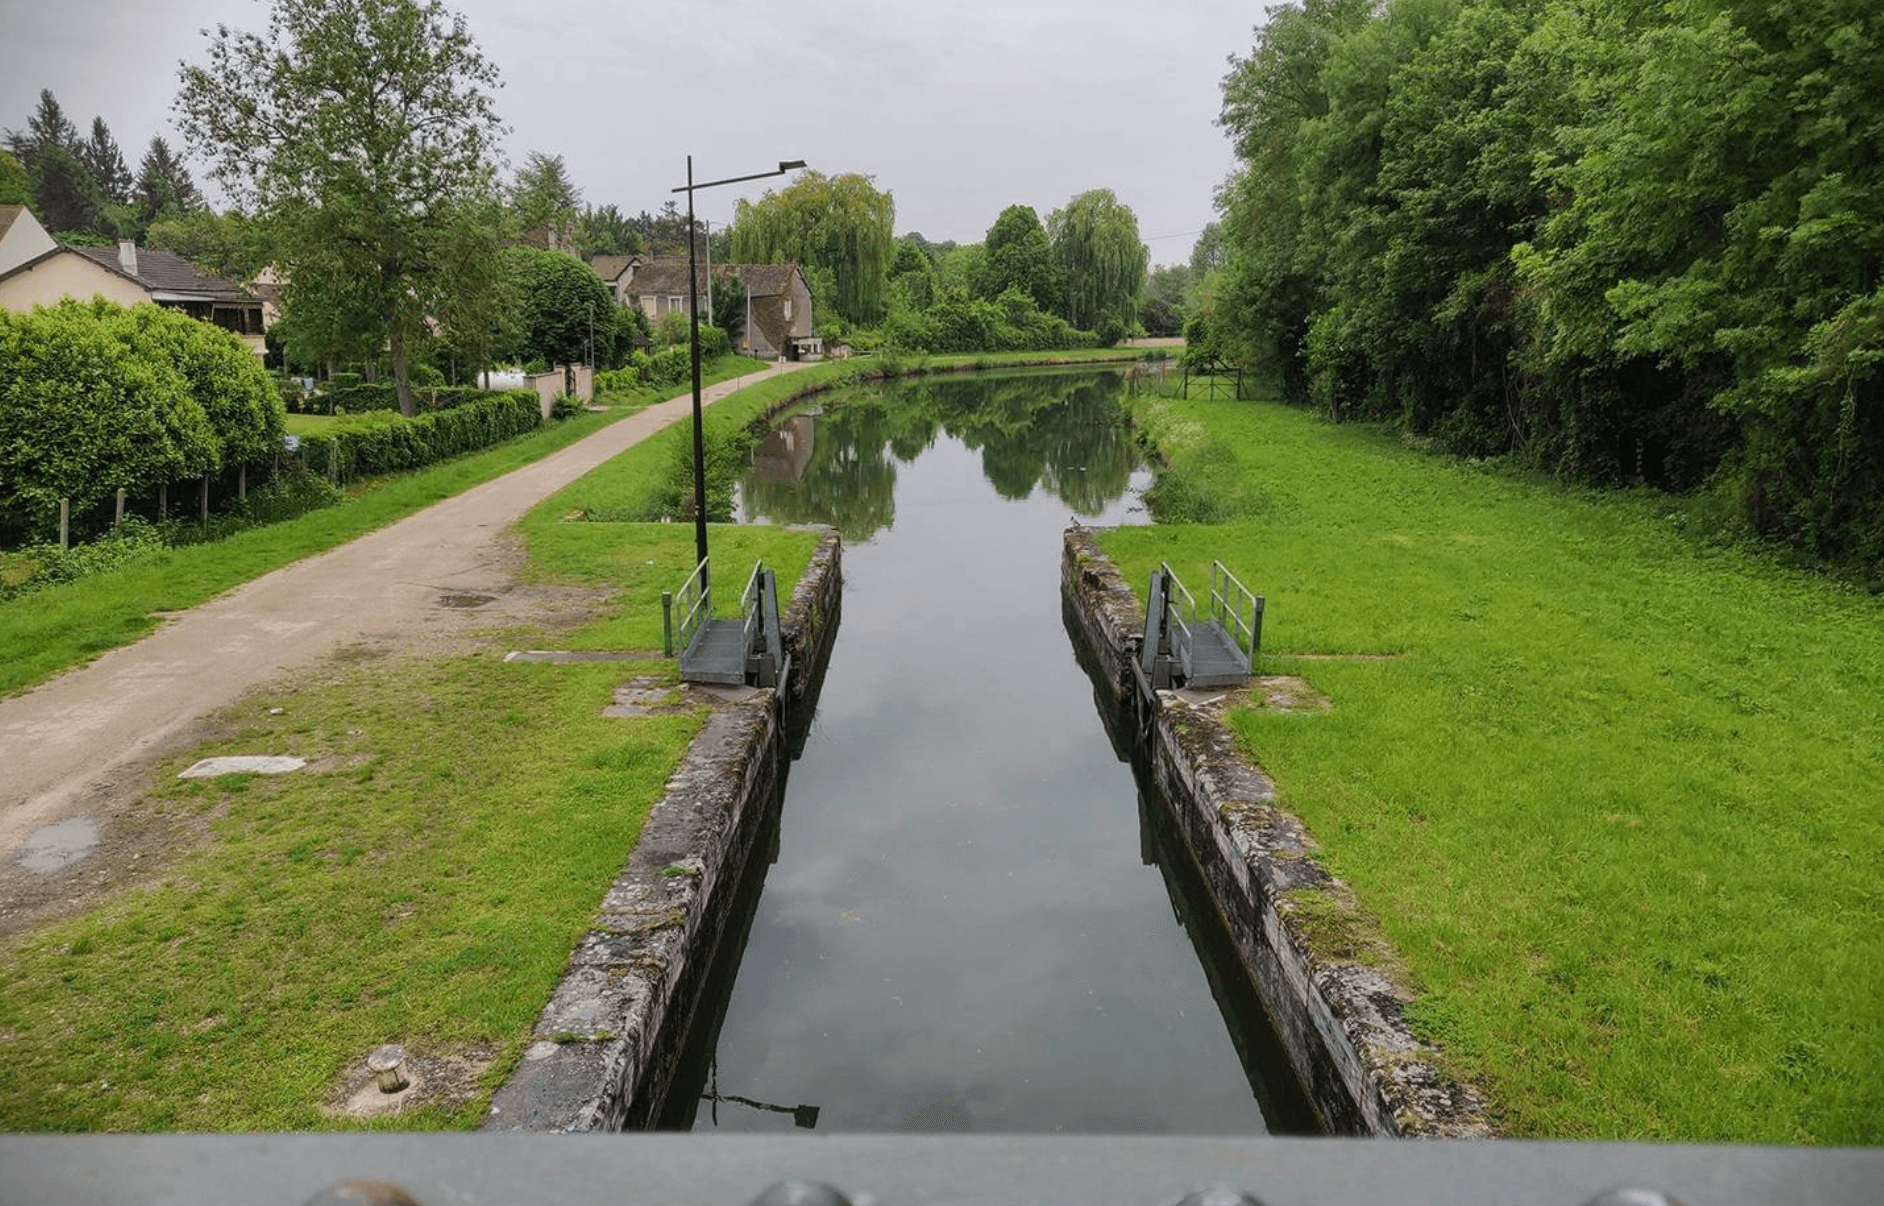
[[1101, 395, 1883, 1143], [0, 362, 832, 1131], [0, 357, 755, 700]]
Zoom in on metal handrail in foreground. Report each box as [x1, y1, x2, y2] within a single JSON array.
[[738, 560, 766, 655], [1208, 559, 1264, 673], [1159, 561, 1202, 682], [676, 556, 712, 660]]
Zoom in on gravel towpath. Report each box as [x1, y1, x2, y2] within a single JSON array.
[[0, 362, 812, 903]]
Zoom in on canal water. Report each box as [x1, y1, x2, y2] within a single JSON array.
[[670, 368, 1305, 1135]]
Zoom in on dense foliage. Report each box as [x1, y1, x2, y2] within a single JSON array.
[[1211, 0, 1883, 571], [1046, 189, 1149, 337], [4, 90, 205, 243], [289, 390, 540, 481], [176, 0, 507, 417], [0, 300, 283, 545], [731, 171, 896, 326]]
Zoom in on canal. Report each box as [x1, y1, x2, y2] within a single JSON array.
[[667, 368, 1309, 1135]]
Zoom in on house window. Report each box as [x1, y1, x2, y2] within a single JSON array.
[[783, 298, 793, 321], [668, 295, 684, 313]]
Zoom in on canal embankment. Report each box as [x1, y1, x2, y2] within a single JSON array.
[[484, 531, 842, 1132], [1061, 526, 1490, 1138]]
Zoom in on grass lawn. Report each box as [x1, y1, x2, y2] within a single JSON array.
[[0, 362, 833, 1131], [0, 357, 755, 700], [1100, 395, 1883, 1144], [0, 349, 1148, 1131]]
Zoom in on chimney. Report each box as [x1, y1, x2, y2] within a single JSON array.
[[117, 240, 138, 276]]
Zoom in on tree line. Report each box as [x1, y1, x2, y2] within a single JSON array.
[[1201, 0, 1882, 572], [2, 90, 204, 246]]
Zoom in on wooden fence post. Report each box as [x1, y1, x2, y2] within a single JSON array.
[[159, 483, 168, 519], [239, 465, 247, 502], [115, 489, 125, 533], [60, 498, 69, 550], [200, 475, 209, 524]]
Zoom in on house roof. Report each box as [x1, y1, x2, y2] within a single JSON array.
[[66, 245, 257, 305], [626, 256, 708, 297], [624, 257, 804, 300], [0, 204, 27, 241], [727, 263, 802, 299], [588, 254, 639, 283]]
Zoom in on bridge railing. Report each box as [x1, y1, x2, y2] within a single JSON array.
[[676, 557, 711, 661], [1207, 559, 1264, 674], [1159, 561, 1202, 683]]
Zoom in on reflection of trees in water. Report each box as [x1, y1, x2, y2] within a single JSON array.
[[740, 371, 1139, 539]]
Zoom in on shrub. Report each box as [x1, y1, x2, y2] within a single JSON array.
[[0, 518, 168, 602], [291, 390, 541, 482]]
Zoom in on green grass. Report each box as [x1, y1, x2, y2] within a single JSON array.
[[1101, 395, 1884, 1143], [0, 358, 755, 700], [283, 413, 338, 435], [0, 656, 701, 1130], [0, 358, 842, 1131]]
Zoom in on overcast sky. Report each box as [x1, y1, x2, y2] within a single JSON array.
[[1, 0, 1268, 263]]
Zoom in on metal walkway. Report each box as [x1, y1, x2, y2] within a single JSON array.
[[673, 558, 787, 688], [1141, 561, 1264, 689]]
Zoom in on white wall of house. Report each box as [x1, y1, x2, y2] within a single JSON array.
[[0, 208, 56, 277], [0, 252, 146, 311]]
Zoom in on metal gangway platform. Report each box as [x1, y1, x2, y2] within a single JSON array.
[[1142, 560, 1264, 689], [672, 558, 786, 688]]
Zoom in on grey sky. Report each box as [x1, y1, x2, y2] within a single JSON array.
[[1, 0, 1265, 263]]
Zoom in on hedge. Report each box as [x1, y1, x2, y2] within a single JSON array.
[[290, 389, 542, 481]]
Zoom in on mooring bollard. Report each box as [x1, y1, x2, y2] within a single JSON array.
[[366, 1043, 408, 1093]]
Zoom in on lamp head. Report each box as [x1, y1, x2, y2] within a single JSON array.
[[778, 160, 806, 172]]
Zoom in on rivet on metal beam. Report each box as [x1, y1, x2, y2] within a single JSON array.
[[748, 1181, 854, 1206]]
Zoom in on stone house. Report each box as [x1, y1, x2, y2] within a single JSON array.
[[590, 253, 823, 360], [0, 207, 265, 354]]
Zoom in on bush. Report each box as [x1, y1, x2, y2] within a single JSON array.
[[0, 518, 168, 601], [0, 300, 282, 546], [291, 390, 542, 482]]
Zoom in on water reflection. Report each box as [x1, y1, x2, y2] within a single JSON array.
[[682, 369, 1287, 1135], [739, 371, 1140, 542]]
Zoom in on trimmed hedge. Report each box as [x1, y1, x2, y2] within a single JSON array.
[[290, 389, 542, 482]]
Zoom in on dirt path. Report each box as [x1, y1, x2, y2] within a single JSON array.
[[0, 362, 812, 931]]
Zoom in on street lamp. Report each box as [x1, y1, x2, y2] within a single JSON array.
[[672, 157, 805, 591]]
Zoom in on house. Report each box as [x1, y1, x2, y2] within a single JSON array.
[[595, 253, 823, 360], [0, 211, 266, 355], [0, 204, 57, 277]]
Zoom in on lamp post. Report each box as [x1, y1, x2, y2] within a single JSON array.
[[673, 157, 804, 591]]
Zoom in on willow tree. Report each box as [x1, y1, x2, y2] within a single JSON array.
[[730, 171, 894, 326], [1046, 189, 1148, 334], [176, 0, 505, 417]]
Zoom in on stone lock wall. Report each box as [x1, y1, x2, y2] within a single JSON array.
[[1060, 528, 1490, 1139], [484, 531, 843, 1132]]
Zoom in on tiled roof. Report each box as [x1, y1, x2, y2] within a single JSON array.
[[588, 254, 638, 283], [728, 263, 800, 298], [67, 245, 256, 304], [625, 257, 802, 299], [626, 257, 707, 297]]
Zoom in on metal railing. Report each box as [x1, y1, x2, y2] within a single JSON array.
[[1207, 559, 1264, 674], [676, 556, 712, 661], [1161, 561, 1203, 683]]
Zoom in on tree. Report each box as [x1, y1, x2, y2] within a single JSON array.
[[577, 202, 640, 258], [511, 150, 581, 248], [513, 248, 614, 386], [176, 0, 506, 417], [977, 204, 1061, 313], [4, 89, 80, 176], [0, 151, 28, 205], [1046, 189, 1148, 332], [145, 210, 272, 283], [32, 143, 104, 238], [133, 137, 203, 227], [80, 117, 132, 204], [731, 170, 895, 325]]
